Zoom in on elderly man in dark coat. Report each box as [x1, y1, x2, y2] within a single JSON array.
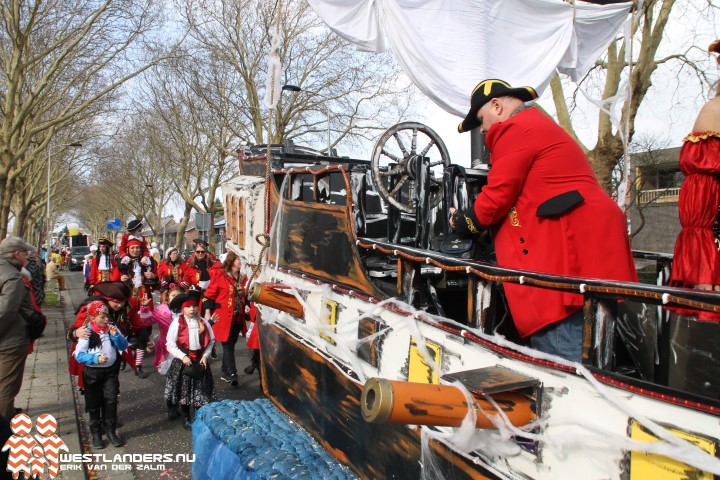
[[0, 237, 37, 420]]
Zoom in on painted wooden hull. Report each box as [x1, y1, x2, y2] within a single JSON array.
[[253, 268, 720, 480], [259, 320, 503, 480]]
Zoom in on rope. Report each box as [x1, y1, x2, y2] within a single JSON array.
[[251, 0, 283, 283], [622, 13, 634, 213]]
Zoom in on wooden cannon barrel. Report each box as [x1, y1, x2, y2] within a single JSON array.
[[248, 283, 304, 318], [361, 378, 534, 429]]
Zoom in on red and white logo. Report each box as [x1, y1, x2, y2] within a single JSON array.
[[2, 413, 68, 479]]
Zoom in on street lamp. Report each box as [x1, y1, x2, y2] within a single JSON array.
[[47, 142, 82, 252], [281, 84, 332, 155]]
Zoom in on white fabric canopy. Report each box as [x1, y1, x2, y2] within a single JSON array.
[[306, 0, 632, 116]]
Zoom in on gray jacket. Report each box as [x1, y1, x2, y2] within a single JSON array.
[[0, 258, 32, 351]]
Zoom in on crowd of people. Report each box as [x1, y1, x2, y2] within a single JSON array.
[[62, 219, 260, 449], [0, 218, 258, 454]]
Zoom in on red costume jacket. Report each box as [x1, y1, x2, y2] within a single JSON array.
[[246, 303, 259, 350], [88, 254, 121, 287], [204, 267, 248, 343], [182, 255, 219, 288], [157, 259, 190, 287], [474, 107, 637, 337]]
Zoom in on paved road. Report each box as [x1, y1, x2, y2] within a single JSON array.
[[62, 272, 263, 480]]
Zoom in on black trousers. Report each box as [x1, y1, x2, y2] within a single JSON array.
[[221, 323, 243, 376], [83, 360, 121, 414]]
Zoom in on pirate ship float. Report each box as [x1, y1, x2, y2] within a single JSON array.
[[199, 125, 720, 479], [192, 1, 720, 479]]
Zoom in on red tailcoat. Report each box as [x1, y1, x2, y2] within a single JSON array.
[[204, 268, 248, 343], [475, 107, 637, 337], [88, 254, 121, 287]]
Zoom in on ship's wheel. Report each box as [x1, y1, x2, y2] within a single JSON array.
[[371, 122, 451, 214]]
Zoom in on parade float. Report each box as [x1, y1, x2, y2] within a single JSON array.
[[192, 1, 720, 479]]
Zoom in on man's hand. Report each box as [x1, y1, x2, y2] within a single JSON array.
[[199, 357, 208, 368], [182, 355, 192, 366], [76, 327, 91, 339], [449, 208, 481, 235]]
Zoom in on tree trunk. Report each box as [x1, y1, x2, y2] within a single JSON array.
[[176, 204, 193, 251], [0, 173, 14, 239], [588, 135, 624, 194]]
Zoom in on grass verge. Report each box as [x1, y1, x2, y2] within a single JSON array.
[[44, 290, 61, 308]]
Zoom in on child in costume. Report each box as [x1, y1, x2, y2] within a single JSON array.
[[164, 286, 215, 429], [118, 219, 150, 259], [74, 300, 128, 449], [139, 286, 183, 377], [118, 238, 158, 378]]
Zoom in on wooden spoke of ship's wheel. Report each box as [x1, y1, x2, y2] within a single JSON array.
[[371, 122, 451, 214]]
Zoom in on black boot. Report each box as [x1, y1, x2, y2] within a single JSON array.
[[88, 410, 104, 449], [166, 400, 180, 420], [105, 420, 124, 447], [244, 349, 260, 375], [104, 402, 124, 447], [135, 366, 147, 379], [181, 406, 192, 430]]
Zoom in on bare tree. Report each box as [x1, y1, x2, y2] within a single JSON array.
[[551, 0, 718, 194], [0, 0, 176, 239], [177, 0, 416, 153]]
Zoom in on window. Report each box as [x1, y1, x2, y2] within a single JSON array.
[[225, 194, 235, 243], [289, 174, 315, 202], [237, 197, 245, 249]]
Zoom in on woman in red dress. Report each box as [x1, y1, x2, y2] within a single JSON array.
[[670, 42, 720, 301]]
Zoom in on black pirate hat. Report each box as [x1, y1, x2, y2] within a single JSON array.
[[169, 285, 203, 314], [458, 79, 538, 133], [126, 219, 145, 232], [97, 237, 114, 247], [89, 281, 131, 301]]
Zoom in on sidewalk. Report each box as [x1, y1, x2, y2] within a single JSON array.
[[17, 290, 86, 480]]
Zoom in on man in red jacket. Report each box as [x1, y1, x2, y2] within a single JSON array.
[[452, 79, 637, 362]]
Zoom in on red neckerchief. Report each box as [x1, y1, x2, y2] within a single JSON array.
[[89, 321, 110, 335]]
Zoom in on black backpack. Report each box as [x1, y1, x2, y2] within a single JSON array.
[[26, 310, 46, 340]]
